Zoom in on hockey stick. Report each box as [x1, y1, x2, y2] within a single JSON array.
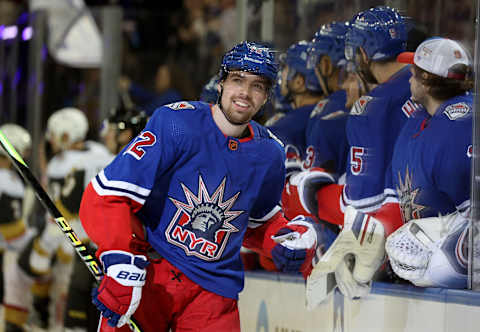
[[0, 130, 143, 332]]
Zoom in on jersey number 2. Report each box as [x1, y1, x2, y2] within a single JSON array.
[[125, 131, 157, 160]]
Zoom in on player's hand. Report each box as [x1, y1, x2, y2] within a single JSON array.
[[92, 250, 149, 328], [307, 206, 385, 306], [271, 215, 322, 277], [281, 168, 335, 220]]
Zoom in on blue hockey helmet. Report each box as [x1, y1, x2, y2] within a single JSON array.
[[282, 40, 321, 92], [307, 21, 349, 69], [345, 6, 407, 62], [221, 41, 278, 84]]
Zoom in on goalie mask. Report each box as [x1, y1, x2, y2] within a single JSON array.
[[0, 123, 32, 158]]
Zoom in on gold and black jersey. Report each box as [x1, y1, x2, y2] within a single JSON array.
[[0, 168, 26, 240], [46, 141, 114, 220]]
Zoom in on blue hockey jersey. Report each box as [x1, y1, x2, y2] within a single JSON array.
[[389, 93, 472, 221], [304, 90, 348, 175], [88, 101, 285, 299], [267, 103, 317, 161], [344, 65, 412, 212]]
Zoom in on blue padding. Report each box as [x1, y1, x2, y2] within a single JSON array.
[[245, 271, 480, 306]]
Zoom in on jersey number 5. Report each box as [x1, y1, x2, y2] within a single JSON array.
[[350, 146, 364, 175], [125, 131, 157, 160]]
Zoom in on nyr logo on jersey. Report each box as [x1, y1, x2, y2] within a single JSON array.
[[165, 176, 243, 261], [444, 102, 470, 120], [165, 101, 195, 111]]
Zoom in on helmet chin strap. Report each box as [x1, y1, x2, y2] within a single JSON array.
[[314, 66, 331, 97], [356, 56, 378, 88]]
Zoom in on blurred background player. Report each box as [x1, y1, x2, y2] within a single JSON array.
[[80, 41, 321, 331], [63, 105, 147, 332], [285, 6, 417, 302], [0, 124, 35, 332], [302, 21, 350, 175], [267, 40, 325, 172], [5, 108, 114, 332], [386, 37, 473, 289]]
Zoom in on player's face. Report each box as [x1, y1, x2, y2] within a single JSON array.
[[280, 66, 289, 96], [409, 67, 428, 105], [342, 72, 364, 109], [220, 71, 269, 124]]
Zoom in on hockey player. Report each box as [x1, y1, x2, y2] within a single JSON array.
[[79, 41, 321, 332], [101, 106, 149, 155], [267, 40, 325, 166], [5, 108, 114, 332], [385, 37, 473, 288], [282, 7, 416, 303], [0, 124, 34, 331], [302, 21, 350, 175], [63, 106, 147, 332]]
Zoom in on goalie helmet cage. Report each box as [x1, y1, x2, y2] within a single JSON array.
[[470, 0, 480, 291]]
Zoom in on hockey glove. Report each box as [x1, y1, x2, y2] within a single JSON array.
[[284, 145, 303, 179], [92, 250, 149, 328], [271, 215, 322, 278], [306, 206, 385, 308], [386, 212, 468, 288], [281, 168, 336, 220]]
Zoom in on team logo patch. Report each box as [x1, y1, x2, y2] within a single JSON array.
[[165, 101, 195, 111], [350, 96, 373, 115], [402, 99, 421, 118], [310, 99, 328, 118], [165, 176, 243, 261], [444, 102, 470, 120]]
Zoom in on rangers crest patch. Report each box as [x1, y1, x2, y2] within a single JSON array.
[[350, 96, 373, 115], [165, 101, 195, 111], [310, 99, 329, 118], [165, 176, 243, 261], [444, 102, 470, 120]]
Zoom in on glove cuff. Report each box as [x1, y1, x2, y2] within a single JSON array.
[[100, 250, 148, 287]]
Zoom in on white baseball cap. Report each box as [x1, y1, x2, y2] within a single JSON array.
[[397, 37, 471, 79]]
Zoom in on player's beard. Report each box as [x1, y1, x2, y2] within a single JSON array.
[[220, 95, 257, 126]]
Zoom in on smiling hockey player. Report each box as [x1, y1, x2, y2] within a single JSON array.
[[80, 41, 322, 332]]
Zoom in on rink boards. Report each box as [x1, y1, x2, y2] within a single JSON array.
[[239, 271, 480, 332]]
